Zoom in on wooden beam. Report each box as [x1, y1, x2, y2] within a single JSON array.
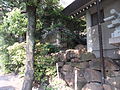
[[96, 0, 105, 84], [70, 0, 96, 16]]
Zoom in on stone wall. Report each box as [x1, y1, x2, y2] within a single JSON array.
[[53, 44, 120, 90]]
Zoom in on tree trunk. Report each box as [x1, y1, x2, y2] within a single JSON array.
[[22, 5, 36, 90]]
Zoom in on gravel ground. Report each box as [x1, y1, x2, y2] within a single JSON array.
[[0, 73, 23, 90], [0, 73, 41, 90]]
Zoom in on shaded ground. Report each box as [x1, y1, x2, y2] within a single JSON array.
[[0, 73, 23, 90]]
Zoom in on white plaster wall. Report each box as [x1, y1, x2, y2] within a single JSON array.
[[86, 11, 93, 52], [86, 0, 120, 59]]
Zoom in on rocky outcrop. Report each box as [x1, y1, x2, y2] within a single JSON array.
[[52, 44, 120, 90], [82, 83, 103, 90]]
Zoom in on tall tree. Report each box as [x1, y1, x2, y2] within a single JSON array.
[[22, 5, 36, 90], [18, 0, 39, 90]]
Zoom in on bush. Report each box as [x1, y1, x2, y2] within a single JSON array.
[[0, 36, 9, 73], [7, 42, 26, 74], [34, 43, 58, 84], [2, 8, 27, 36], [0, 42, 58, 85], [0, 8, 27, 73]]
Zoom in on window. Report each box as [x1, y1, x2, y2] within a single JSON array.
[[91, 10, 104, 26]]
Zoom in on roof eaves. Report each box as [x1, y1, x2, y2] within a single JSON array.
[[62, 0, 96, 16]]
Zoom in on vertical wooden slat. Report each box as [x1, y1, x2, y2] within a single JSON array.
[[96, 0, 106, 84], [75, 68, 78, 90]]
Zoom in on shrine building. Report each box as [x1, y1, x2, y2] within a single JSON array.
[[62, 0, 120, 59]]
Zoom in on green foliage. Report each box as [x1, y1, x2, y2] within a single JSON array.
[[60, 15, 86, 32], [0, 25, 10, 72], [36, 0, 62, 29], [44, 86, 56, 90], [2, 8, 27, 36], [34, 56, 56, 83], [0, 8, 27, 73], [0, 7, 27, 46], [0, 42, 26, 74], [0, 0, 86, 86], [0, 36, 9, 72], [35, 0, 86, 48], [6, 42, 26, 74], [1, 0, 26, 15], [0, 42, 58, 82], [34, 43, 58, 84], [0, 7, 27, 73], [25, 0, 39, 6], [35, 43, 59, 55], [60, 29, 77, 48]]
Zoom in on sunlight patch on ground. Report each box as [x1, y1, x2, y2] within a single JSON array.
[[0, 74, 23, 90]]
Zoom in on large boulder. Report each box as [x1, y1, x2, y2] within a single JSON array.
[[77, 69, 87, 89], [72, 62, 89, 69], [80, 52, 96, 61], [89, 58, 102, 70], [57, 62, 64, 68], [103, 84, 113, 90], [65, 49, 81, 60], [106, 70, 120, 77], [106, 76, 120, 89], [60, 64, 74, 87], [71, 58, 80, 62], [84, 68, 102, 83], [63, 68, 87, 89], [89, 57, 120, 71], [77, 80, 87, 90], [82, 83, 103, 90], [64, 72, 74, 87], [62, 64, 73, 72], [104, 58, 120, 71], [53, 51, 66, 61], [77, 69, 85, 77], [74, 44, 86, 53]]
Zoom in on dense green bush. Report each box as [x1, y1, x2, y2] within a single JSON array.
[[7, 42, 26, 74], [0, 8, 27, 73], [0, 36, 9, 72], [2, 8, 27, 36], [1, 42, 58, 84], [34, 43, 58, 84], [0, 42, 26, 74]]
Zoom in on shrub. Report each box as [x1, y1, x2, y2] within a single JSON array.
[[1, 42, 58, 85], [7, 42, 26, 74], [34, 43, 58, 84], [2, 8, 27, 36], [0, 36, 9, 73]]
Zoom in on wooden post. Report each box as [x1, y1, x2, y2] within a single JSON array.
[[75, 68, 78, 90], [56, 63, 59, 79], [56, 63, 60, 90], [96, 0, 105, 84]]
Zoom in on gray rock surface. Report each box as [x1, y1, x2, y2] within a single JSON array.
[[0, 74, 23, 90]]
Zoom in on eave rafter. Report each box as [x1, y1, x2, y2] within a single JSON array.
[[63, 0, 102, 18], [71, 0, 96, 17]]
